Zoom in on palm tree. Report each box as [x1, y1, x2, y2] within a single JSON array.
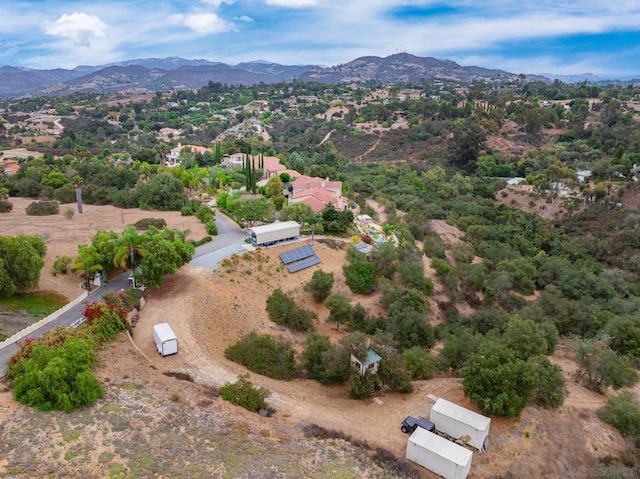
[[155, 143, 171, 167], [113, 226, 146, 270], [72, 175, 84, 214], [73, 245, 103, 292]]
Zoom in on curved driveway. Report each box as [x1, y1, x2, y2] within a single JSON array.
[[0, 211, 246, 375]]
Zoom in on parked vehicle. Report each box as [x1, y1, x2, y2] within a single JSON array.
[[153, 323, 178, 356], [401, 416, 436, 434]]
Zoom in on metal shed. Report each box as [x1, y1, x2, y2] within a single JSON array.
[[430, 398, 491, 451], [247, 221, 300, 246], [406, 427, 472, 479]]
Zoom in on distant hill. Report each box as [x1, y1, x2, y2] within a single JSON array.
[[0, 54, 542, 99], [297, 53, 515, 84]]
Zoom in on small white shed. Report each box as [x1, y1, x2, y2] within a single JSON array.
[[247, 221, 300, 246], [430, 398, 491, 451], [153, 323, 178, 357], [406, 427, 472, 479]]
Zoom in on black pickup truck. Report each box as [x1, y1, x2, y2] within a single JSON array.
[[400, 416, 436, 434]]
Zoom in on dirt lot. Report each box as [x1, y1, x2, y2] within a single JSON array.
[[0, 200, 633, 478]]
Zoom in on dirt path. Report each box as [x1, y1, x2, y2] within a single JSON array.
[[356, 132, 381, 161], [318, 129, 335, 146]]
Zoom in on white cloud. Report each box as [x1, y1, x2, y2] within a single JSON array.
[[236, 15, 254, 22], [43, 12, 108, 47], [170, 12, 233, 34], [264, 0, 318, 7], [201, 0, 236, 7]]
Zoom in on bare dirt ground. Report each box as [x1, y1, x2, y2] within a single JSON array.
[[0, 200, 632, 478]]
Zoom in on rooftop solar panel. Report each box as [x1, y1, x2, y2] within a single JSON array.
[[286, 255, 321, 273]]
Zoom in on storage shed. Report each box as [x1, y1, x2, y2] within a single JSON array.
[[406, 427, 472, 479], [247, 221, 300, 247], [430, 398, 491, 451]]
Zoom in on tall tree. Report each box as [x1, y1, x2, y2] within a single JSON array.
[[113, 226, 146, 270], [72, 175, 84, 214]]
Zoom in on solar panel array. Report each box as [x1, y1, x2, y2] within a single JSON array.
[[279, 244, 322, 273], [279, 244, 316, 265], [286, 254, 321, 273]]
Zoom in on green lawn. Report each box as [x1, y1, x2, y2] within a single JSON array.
[[0, 292, 68, 318]]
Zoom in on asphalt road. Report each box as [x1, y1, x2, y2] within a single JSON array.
[[0, 211, 247, 375]]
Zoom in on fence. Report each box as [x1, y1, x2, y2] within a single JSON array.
[[0, 291, 89, 350]]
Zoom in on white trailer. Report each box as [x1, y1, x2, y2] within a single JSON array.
[[153, 323, 178, 356], [406, 427, 472, 479], [430, 398, 491, 451], [247, 221, 300, 247]]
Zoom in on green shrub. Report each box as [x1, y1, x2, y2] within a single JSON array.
[[402, 347, 436, 380], [343, 262, 377, 294], [348, 371, 377, 399], [196, 206, 215, 223], [219, 374, 270, 412], [0, 200, 13, 213], [304, 270, 335, 303], [431, 257, 452, 276], [181, 205, 195, 216], [133, 217, 166, 230], [52, 255, 72, 276], [597, 391, 640, 439], [266, 288, 317, 331], [205, 221, 218, 235], [224, 332, 296, 380], [11, 336, 103, 412], [190, 236, 213, 247], [25, 200, 59, 216]]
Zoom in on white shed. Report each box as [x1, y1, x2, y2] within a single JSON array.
[[406, 427, 472, 479], [430, 398, 491, 451], [247, 221, 300, 246]]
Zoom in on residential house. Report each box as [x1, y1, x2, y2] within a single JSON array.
[[221, 153, 287, 179], [289, 174, 344, 213], [351, 349, 382, 376], [166, 143, 211, 167]]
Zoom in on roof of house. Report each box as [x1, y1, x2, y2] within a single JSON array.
[[361, 348, 382, 367]]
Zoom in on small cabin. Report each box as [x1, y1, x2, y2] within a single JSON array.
[[351, 348, 382, 376]]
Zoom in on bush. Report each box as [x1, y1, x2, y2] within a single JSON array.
[[597, 391, 640, 439], [81, 302, 130, 342], [25, 200, 59, 216], [304, 270, 335, 303], [224, 332, 297, 380], [403, 347, 436, 380], [52, 255, 72, 276], [266, 288, 317, 331], [219, 374, 271, 412], [430, 257, 452, 276], [11, 336, 103, 412], [343, 262, 377, 294], [190, 236, 213, 247], [205, 221, 218, 235], [196, 206, 215, 223], [133, 217, 167, 230], [62, 207, 74, 220], [0, 200, 13, 213], [348, 371, 377, 399]]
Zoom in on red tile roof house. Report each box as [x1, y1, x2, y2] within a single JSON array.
[[166, 144, 211, 167], [289, 175, 345, 213], [221, 153, 287, 179], [0, 159, 20, 176]]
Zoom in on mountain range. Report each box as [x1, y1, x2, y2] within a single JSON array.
[[0, 53, 591, 99]]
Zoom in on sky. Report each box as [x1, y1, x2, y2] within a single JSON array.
[[1, 1, 640, 79]]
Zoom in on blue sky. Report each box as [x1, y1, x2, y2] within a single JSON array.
[[1, 1, 639, 78]]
